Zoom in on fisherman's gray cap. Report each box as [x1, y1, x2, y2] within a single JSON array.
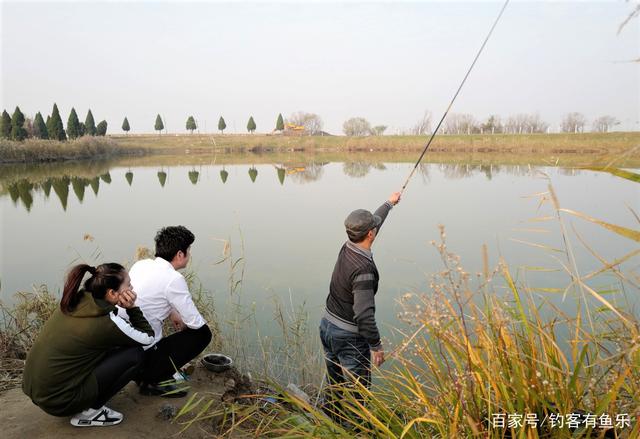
[[344, 209, 381, 240]]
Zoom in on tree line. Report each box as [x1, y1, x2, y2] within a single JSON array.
[[405, 112, 620, 136], [1, 105, 623, 141], [0, 104, 110, 142]]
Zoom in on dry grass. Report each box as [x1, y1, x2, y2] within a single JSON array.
[[0, 287, 57, 393], [0, 136, 145, 164], [112, 132, 640, 156]]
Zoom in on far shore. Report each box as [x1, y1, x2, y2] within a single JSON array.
[[1, 132, 638, 166]]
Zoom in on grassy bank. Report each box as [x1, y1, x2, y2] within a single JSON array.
[[114, 132, 640, 156], [2, 133, 638, 166], [0, 136, 146, 164]]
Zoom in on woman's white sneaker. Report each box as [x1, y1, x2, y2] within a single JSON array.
[[70, 406, 123, 427]]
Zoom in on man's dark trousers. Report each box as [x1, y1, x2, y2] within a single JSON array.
[[139, 324, 211, 383], [319, 318, 371, 388]]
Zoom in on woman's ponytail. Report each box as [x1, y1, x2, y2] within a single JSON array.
[[60, 264, 95, 314], [60, 263, 126, 313]]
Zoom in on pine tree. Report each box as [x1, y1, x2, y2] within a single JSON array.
[[218, 117, 226, 134], [67, 108, 80, 139], [85, 110, 96, 136], [276, 113, 284, 131], [122, 117, 130, 134], [0, 110, 12, 138], [155, 114, 164, 134], [33, 112, 48, 139], [10, 106, 27, 141], [188, 170, 199, 185], [186, 116, 197, 134], [247, 116, 256, 133], [125, 171, 134, 186], [48, 103, 67, 141], [96, 120, 108, 136], [220, 169, 229, 184], [78, 122, 86, 136]]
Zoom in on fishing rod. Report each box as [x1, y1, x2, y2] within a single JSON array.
[[399, 0, 510, 196], [387, 0, 510, 362]]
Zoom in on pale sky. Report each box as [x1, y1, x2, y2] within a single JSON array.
[[2, 1, 638, 134]]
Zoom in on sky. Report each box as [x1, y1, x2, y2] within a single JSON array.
[[1, 0, 638, 134]]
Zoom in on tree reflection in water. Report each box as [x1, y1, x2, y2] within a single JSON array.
[[220, 168, 229, 184], [342, 162, 386, 178], [188, 170, 199, 185], [157, 171, 167, 188], [248, 167, 258, 183]]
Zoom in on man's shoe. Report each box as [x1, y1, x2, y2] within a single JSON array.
[[139, 381, 188, 398], [70, 406, 123, 427]]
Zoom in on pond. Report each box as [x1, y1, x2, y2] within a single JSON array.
[[1, 154, 638, 345]]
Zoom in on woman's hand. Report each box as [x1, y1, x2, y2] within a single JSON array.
[[118, 289, 137, 309]]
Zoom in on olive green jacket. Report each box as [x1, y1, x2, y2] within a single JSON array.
[[22, 291, 154, 416]]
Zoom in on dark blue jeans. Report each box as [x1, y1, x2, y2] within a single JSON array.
[[319, 318, 371, 389]]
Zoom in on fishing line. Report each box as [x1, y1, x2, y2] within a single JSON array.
[[400, 0, 510, 195]]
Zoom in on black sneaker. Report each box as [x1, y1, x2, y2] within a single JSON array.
[[139, 381, 188, 398]]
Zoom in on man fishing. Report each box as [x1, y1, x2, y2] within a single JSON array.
[[320, 192, 401, 398]]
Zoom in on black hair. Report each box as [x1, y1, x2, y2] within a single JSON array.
[[347, 226, 378, 244], [61, 263, 126, 313], [154, 225, 195, 262], [347, 231, 368, 244]]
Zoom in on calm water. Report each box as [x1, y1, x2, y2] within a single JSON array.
[[1, 156, 638, 341]]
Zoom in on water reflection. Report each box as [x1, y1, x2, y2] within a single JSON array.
[[71, 177, 87, 202], [90, 177, 100, 195], [52, 177, 70, 211], [188, 170, 199, 185], [42, 179, 52, 197], [276, 167, 285, 185], [434, 163, 534, 179], [248, 167, 258, 183], [342, 162, 387, 178], [157, 171, 167, 187], [6, 180, 35, 211], [1, 159, 636, 213], [220, 169, 229, 184], [286, 162, 326, 183]]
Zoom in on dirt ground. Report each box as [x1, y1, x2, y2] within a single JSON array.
[[0, 364, 253, 438]]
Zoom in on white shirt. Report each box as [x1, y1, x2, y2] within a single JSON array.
[[128, 257, 206, 343]]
